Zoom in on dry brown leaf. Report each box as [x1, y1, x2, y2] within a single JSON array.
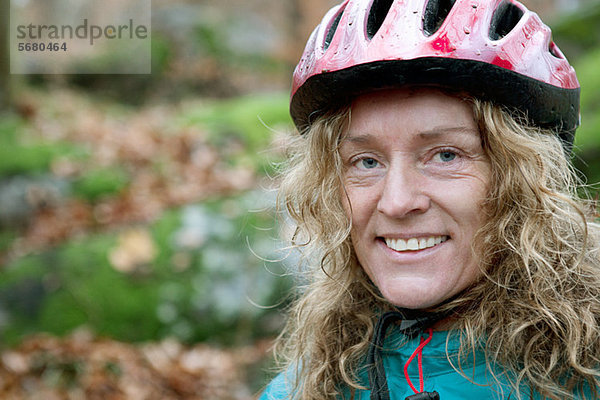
[[0, 330, 272, 399]]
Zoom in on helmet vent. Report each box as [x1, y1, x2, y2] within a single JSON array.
[[367, 0, 394, 40], [549, 41, 564, 59], [489, 1, 524, 41], [423, 0, 456, 36], [324, 6, 346, 50]]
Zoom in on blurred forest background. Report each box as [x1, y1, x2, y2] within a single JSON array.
[[0, 0, 599, 398]]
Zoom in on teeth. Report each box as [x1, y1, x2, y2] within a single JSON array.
[[407, 238, 419, 250], [385, 236, 448, 252]]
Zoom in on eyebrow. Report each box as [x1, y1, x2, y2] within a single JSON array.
[[417, 125, 480, 139], [344, 125, 479, 143]]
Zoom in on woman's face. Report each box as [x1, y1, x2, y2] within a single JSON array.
[[340, 88, 490, 309]]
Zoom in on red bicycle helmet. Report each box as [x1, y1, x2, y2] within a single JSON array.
[[290, 0, 580, 146]]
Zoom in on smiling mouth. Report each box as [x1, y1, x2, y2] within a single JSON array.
[[383, 236, 449, 252]]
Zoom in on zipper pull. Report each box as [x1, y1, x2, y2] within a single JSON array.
[[405, 391, 440, 400]]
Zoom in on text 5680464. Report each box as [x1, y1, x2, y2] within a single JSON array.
[[17, 42, 67, 52]]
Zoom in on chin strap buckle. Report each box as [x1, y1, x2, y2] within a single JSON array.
[[405, 391, 440, 400]]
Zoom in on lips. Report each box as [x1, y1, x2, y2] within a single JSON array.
[[383, 236, 449, 252]]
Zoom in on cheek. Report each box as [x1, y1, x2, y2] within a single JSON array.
[[340, 186, 352, 218], [438, 174, 489, 222], [341, 185, 366, 241], [464, 182, 489, 228], [456, 257, 484, 293], [446, 183, 489, 282], [341, 184, 380, 232], [340, 179, 359, 220]]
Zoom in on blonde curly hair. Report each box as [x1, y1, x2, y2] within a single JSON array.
[[274, 98, 600, 400]]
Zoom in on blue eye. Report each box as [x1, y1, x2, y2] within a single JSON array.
[[437, 151, 456, 162], [360, 158, 379, 169]]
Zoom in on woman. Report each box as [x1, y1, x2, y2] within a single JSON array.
[[262, 0, 600, 399]]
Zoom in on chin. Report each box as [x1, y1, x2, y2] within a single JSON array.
[[379, 279, 463, 310], [390, 299, 439, 310], [380, 287, 441, 310]]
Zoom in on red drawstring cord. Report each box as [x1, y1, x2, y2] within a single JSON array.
[[403, 328, 434, 394]]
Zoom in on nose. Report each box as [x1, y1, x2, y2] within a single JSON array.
[[376, 164, 430, 218]]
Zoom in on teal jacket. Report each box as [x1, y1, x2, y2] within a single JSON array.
[[260, 329, 592, 399]]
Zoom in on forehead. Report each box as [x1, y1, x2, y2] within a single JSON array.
[[347, 88, 477, 137]]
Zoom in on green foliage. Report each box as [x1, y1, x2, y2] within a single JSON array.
[[552, 2, 600, 58], [183, 92, 290, 148], [72, 167, 130, 202], [0, 233, 162, 345], [0, 193, 291, 347], [549, 2, 600, 194], [195, 24, 223, 59], [66, 35, 173, 105], [0, 117, 87, 177], [0, 229, 17, 253], [572, 48, 600, 191], [151, 33, 172, 75], [180, 92, 291, 172], [574, 48, 600, 150]]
